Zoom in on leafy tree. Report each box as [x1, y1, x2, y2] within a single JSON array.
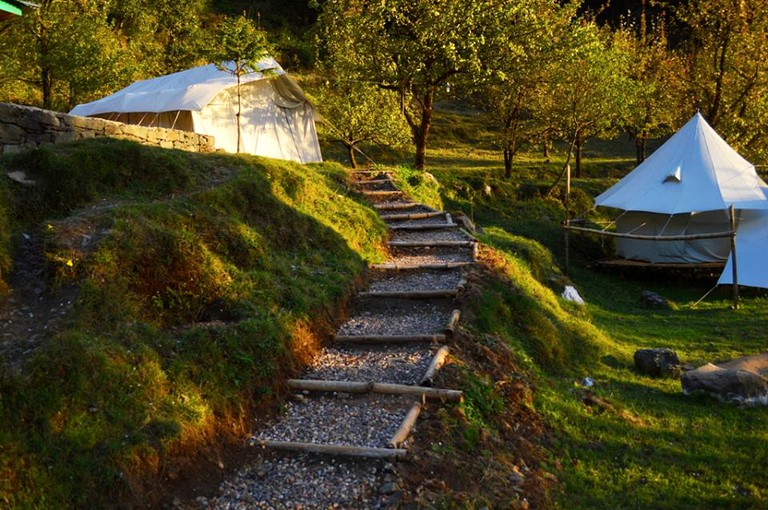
[[0, 0, 132, 110], [209, 14, 272, 153], [314, 79, 410, 168], [0, 0, 213, 110], [108, 0, 213, 76], [477, 1, 576, 177], [540, 20, 632, 179], [614, 14, 686, 163], [673, 0, 768, 164], [315, 0, 499, 170]]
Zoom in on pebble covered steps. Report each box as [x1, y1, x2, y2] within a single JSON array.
[[199, 169, 477, 509]]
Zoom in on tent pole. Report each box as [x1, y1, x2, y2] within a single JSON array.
[[564, 164, 571, 276], [729, 205, 739, 309]]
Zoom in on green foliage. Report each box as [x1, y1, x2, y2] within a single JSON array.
[[210, 13, 271, 69], [673, 0, 768, 165], [313, 79, 410, 168], [315, 0, 506, 169], [0, 0, 213, 110]]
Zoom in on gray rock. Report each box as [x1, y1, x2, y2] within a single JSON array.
[[682, 354, 768, 405], [641, 290, 670, 309], [634, 348, 681, 378]]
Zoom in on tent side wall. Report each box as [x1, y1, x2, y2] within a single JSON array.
[[93, 111, 195, 131], [615, 211, 731, 263], [191, 78, 322, 163]]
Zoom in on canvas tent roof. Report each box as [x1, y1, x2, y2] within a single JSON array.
[[70, 58, 284, 117], [595, 113, 768, 214], [70, 58, 323, 163]]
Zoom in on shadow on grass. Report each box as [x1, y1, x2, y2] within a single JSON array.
[[0, 149, 386, 508]]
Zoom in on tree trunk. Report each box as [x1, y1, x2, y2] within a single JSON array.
[[413, 90, 434, 170], [503, 147, 513, 178], [574, 133, 583, 178], [543, 140, 550, 162], [236, 73, 242, 153], [346, 144, 358, 168], [41, 67, 53, 110]]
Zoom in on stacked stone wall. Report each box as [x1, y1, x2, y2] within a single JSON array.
[[0, 102, 216, 154]]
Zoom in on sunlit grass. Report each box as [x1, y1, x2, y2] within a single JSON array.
[[339, 106, 768, 510]]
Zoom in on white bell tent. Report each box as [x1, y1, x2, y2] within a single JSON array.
[[593, 112, 768, 288], [70, 58, 323, 164]]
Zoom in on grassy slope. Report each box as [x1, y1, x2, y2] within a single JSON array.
[[0, 139, 387, 508], [410, 107, 768, 509]]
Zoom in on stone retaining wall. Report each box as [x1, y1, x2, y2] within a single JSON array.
[[0, 102, 216, 154]]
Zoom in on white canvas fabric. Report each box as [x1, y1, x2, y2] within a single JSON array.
[[596, 113, 768, 214], [69, 59, 322, 163], [594, 113, 768, 287], [718, 209, 768, 289], [614, 210, 731, 263]]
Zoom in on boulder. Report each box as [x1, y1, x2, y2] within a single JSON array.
[[640, 290, 670, 309], [682, 353, 768, 405], [634, 348, 681, 378]]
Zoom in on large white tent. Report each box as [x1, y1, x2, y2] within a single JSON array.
[[70, 58, 323, 164], [594, 112, 768, 287]]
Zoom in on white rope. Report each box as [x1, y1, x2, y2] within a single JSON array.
[[688, 284, 720, 309]]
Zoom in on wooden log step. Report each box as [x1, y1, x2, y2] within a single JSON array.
[[388, 223, 456, 231], [389, 402, 422, 448], [382, 211, 444, 221], [334, 333, 447, 344], [258, 440, 408, 460], [370, 261, 475, 270], [286, 379, 463, 402], [374, 202, 418, 211], [356, 289, 460, 299], [420, 345, 451, 386], [354, 178, 394, 185], [445, 309, 461, 334], [388, 240, 475, 248], [361, 190, 403, 197], [351, 169, 393, 175]]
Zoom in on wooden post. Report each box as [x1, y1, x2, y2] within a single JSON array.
[[729, 205, 739, 309], [564, 163, 571, 276]]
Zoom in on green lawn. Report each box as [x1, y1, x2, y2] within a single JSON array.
[[328, 106, 768, 509]]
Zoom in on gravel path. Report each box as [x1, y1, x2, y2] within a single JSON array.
[[386, 246, 475, 265], [355, 179, 399, 192], [303, 344, 437, 384], [390, 229, 474, 243], [368, 269, 464, 293], [256, 394, 412, 448], [379, 205, 438, 217], [386, 216, 451, 228], [374, 200, 415, 209], [197, 174, 472, 509], [336, 303, 451, 336], [202, 454, 387, 509]]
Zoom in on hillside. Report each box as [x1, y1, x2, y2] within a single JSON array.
[[0, 139, 390, 507]]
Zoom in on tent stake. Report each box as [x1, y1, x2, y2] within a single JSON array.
[[564, 164, 571, 276], [729, 205, 739, 309]]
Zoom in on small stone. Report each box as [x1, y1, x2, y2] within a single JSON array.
[[379, 481, 399, 494], [634, 348, 681, 378]]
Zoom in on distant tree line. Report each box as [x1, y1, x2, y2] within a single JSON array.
[[2, 0, 767, 174]]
